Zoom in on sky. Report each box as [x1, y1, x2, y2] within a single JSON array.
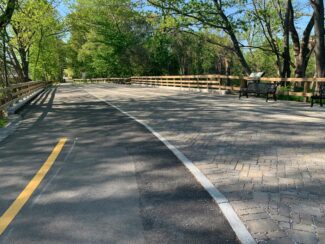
[[57, 1, 71, 17], [53, 0, 312, 36]]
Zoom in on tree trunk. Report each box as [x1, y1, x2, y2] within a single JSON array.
[[224, 58, 231, 85], [7, 45, 24, 82], [33, 28, 44, 79], [289, 0, 315, 78], [213, 0, 251, 75], [2, 31, 8, 86], [224, 58, 231, 76], [293, 17, 314, 77], [0, 0, 17, 30], [231, 33, 252, 75], [281, 0, 291, 78], [310, 0, 325, 77], [18, 47, 29, 82]]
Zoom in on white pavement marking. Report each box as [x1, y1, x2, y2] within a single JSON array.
[[85, 88, 256, 244]]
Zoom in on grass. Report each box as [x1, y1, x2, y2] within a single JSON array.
[[276, 86, 312, 102], [0, 118, 8, 128], [277, 94, 305, 102], [247, 93, 307, 103]]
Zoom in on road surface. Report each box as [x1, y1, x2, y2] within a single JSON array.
[[81, 83, 325, 244], [0, 84, 238, 243]]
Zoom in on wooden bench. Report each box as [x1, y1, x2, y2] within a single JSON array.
[[239, 82, 278, 102], [311, 83, 325, 107], [238, 72, 277, 102]]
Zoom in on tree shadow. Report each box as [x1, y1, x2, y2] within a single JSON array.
[[81, 83, 325, 243], [0, 85, 238, 243]]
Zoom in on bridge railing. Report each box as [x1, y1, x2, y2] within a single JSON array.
[[0, 81, 49, 112], [131, 75, 242, 91], [131, 75, 325, 99], [68, 75, 325, 100], [70, 78, 131, 84]]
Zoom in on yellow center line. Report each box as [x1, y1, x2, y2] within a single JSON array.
[[0, 138, 68, 236]]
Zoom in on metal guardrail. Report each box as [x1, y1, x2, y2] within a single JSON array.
[[0, 81, 50, 111]]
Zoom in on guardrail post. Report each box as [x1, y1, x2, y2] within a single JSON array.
[[196, 76, 199, 89], [205, 77, 208, 90], [303, 80, 308, 102], [207, 76, 210, 91], [240, 76, 247, 89]]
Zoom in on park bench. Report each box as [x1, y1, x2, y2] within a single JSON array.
[[239, 72, 278, 102], [311, 83, 325, 107]]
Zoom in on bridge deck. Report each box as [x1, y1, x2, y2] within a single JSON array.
[[85, 83, 325, 243], [0, 85, 237, 243], [1, 83, 325, 243]]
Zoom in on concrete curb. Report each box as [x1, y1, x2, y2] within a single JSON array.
[[0, 88, 45, 143], [0, 115, 21, 143], [8, 88, 45, 114]]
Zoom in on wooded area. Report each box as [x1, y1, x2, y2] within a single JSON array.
[[0, 0, 324, 86]]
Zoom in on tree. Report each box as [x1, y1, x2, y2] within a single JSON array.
[[288, 0, 314, 77], [0, 0, 17, 87], [64, 0, 323, 79], [147, 0, 252, 75], [0, 0, 16, 30], [247, 0, 293, 77], [8, 0, 64, 81], [310, 0, 325, 77], [67, 0, 152, 77]]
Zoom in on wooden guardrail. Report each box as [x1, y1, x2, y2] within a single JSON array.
[[70, 77, 131, 84], [131, 75, 242, 91], [68, 75, 325, 100], [0, 81, 49, 112], [131, 75, 325, 99]]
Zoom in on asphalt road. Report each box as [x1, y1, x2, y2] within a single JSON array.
[[0, 84, 238, 243]]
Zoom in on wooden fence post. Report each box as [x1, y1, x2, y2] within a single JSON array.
[[303, 79, 308, 102], [240, 76, 246, 89]]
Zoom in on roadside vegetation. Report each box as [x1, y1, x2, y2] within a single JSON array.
[[66, 0, 325, 80], [0, 0, 324, 114], [0, 117, 7, 127], [0, 0, 323, 83]]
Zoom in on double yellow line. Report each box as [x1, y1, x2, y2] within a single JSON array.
[[0, 138, 68, 236]]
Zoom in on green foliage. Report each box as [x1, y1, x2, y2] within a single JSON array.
[[0, 0, 316, 81], [246, 48, 278, 76], [66, 0, 147, 77], [0, 118, 8, 127], [65, 0, 238, 78], [277, 94, 305, 102], [2, 0, 66, 81]]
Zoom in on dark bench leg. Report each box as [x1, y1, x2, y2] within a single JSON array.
[[321, 97, 323, 107], [273, 93, 277, 101], [311, 97, 314, 107], [239, 91, 248, 99]]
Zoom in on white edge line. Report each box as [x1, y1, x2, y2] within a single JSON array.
[[85, 89, 256, 244]]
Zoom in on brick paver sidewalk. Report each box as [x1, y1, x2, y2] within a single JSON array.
[[89, 84, 325, 243]]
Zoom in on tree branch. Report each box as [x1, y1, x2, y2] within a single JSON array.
[[0, 0, 17, 30]]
